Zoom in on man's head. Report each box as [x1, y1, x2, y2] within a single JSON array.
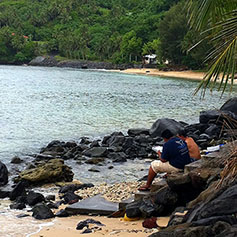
[[177, 129, 187, 140], [161, 129, 174, 142]]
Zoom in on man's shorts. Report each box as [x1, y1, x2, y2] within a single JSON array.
[[151, 160, 182, 174]]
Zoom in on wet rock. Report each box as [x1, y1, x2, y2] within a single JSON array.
[[127, 128, 150, 137], [0, 161, 8, 186], [63, 150, 75, 160], [55, 209, 69, 217], [61, 191, 82, 204], [15, 195, 27, 204], [10, 181, 27, 201], [108, 152, 127, 162], [136, 147, 148, 158], [89, 140, 100, 148], [15, 159, 74, 185], [32, 203, 54, 220], [76, 218, 105, 230], [88, 167, 100, 172], [0, 185, 11, 198], [64, 141, 77, 148], [80, 137, 92, 145], [108, 136, 125, 147], [45, 194, 55, 201], [59, 183, 94, 193], [150, 118, 184, 138], [82, 147, 108, 157], [11, 156, 23, 164], [27, 191, 45, 206], [10, 202, 26, 210], [47, 201, 59, 209], [101, 132, 124, 147], [85, 157, 105, 165], [122, 137, 134, 150]]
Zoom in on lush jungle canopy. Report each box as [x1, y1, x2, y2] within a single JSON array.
[[0, 0, 212, 69]]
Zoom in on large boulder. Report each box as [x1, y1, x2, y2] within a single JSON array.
[[0, 161, 8, 186], [220, 97, 237, 115], [15, 159, 74, 185], [199, 110, 237, 124], [150, 118, 184, 138], [199, 110, 222, 124], [195, 184, 237, 220]]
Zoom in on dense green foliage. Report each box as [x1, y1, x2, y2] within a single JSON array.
[[0, 0, 207, 68]]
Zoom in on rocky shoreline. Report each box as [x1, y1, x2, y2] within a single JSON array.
[[0, 98, 237, 236], [28, 56, 142, 70]]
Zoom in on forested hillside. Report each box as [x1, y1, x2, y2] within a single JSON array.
[[0, 0, 207, 68]]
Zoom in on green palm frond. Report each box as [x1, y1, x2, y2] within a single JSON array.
[[194, 9, 237, 96], [187, 0, 235, 31]]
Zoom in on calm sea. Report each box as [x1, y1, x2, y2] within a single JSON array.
[[0, 65, 229, 164]]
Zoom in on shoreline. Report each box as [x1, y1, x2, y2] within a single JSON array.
[[31, 215, 170, 237], [120, 68, 206, 81]]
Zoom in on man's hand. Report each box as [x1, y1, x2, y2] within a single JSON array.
[[157, 151, 167, 163]]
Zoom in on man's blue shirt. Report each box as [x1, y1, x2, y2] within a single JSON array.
[[161, 137, 191, 169]]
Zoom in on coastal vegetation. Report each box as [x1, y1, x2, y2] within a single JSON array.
[[0, 0, 206, 69]]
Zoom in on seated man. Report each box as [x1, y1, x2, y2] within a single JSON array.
[[139, 129, 192, 191], [177, 129, 201, 160]]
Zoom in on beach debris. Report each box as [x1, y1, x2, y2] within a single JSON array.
[[75, 181, 143, 202]]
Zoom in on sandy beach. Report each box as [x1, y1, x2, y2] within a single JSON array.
[[31, 215, 169, 237], [121, 68, 206, 81]]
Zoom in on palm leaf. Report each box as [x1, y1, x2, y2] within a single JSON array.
[[187, 0, 235, 31], [190, 8, 237, 96]]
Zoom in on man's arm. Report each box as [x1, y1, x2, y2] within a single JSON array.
[[157, 151, 167, 163]]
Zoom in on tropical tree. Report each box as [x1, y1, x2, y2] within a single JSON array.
[[187, 0, 237, 96]]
